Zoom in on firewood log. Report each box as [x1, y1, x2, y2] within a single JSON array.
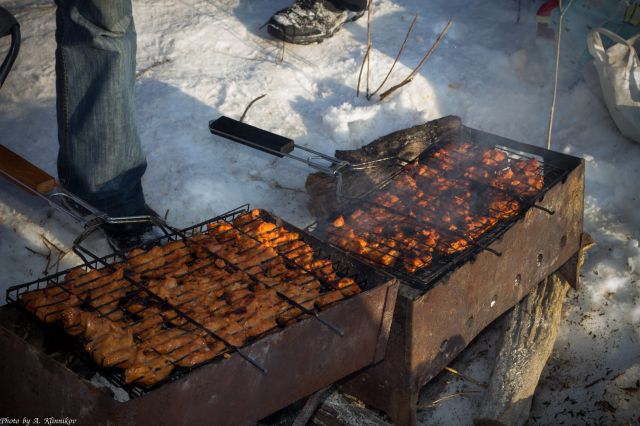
[[311, 391, 390, 426], [305, 116, 462, 217], [473, 273, 570, 426]]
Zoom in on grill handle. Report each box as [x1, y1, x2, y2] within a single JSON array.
[[209, 116, 295, 158], [0, 144, 57, 195], [209, 115, 352, 196], [0, 144, 167, 242]]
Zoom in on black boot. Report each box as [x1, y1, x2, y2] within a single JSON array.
[[267, 0, 365, 45], [101, 203, 160, 252]]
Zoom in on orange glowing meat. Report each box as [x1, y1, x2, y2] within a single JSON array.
[[326, 140, 545, 267], [332, 215, 345, 227]]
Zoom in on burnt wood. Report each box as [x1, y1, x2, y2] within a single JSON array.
[[305, 116, 462, 217]]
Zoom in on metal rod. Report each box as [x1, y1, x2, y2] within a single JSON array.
[[275, 291, 344, 336], [0, 170, 87, 224], [532, 204, 555, 215]]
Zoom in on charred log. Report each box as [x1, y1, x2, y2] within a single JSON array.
[[310, 392, 390, 426], [305, 116, 462, 217]]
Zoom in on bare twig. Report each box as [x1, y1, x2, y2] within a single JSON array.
[[239, 94, 267, 123], [42, 235, 64, 255], [368, 13, 418, 100], [546, 0, 574, 150], [417, 391, 482, 409], [356, 0, 374, 97], [164, 209, 170, 221], [41, 235, 68, 275], [278, 38, 286, 64], [356, 47, 370, 97], [516, 0, 522, 24], [365, 0, 373, 97], [24, 246, 48, 257], [40, 240, 53, 275], [50, 250, 70, 275], [273, 181, 305, 193], [445, 366, 488, 389], [136, 58, 172, 79], [379, 18, 453, 101]]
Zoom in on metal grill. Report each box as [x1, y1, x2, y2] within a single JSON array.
[[311, 126, 574, 290], [6, 205, 378, 399]]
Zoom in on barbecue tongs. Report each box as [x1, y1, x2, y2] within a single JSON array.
[[0, 145, 169, 246], [209, 116, 409, 197]]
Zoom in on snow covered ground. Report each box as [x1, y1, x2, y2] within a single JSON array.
[[1, 0, 638, 424]]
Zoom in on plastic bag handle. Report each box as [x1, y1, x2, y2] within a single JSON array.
[[588, 28, 640, 63], [593, 27, 639, 46]]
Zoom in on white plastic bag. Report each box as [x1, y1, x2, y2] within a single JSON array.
[[587, 28, 640, 143]]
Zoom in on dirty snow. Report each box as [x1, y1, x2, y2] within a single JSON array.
[[0, 0, 638, 424]]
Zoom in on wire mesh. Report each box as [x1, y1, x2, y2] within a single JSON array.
[[6, 205, 380, 399], [315, 127, 576, 290]]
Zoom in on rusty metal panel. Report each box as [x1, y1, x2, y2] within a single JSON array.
[[343, 156, 585, 426], [0, 309, 119, 424]]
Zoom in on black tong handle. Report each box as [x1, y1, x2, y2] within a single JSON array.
[[209, 116, 295, 158]]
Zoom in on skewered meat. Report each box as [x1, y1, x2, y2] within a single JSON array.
[[327, 140, 544, 273], [20, 208, 364, 387]]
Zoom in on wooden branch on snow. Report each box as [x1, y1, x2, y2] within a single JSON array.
[[378, 18, 452, 101], [239, 94, 267, 123], [368, 13, 418, 100], [356, 0, 374, 97]]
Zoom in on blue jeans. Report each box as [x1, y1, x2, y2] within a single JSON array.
[[55, 0, 147, 217]]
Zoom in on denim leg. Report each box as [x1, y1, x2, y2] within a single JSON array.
[[55, 0, 147, 217]]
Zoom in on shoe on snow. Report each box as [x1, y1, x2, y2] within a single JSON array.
[[102, 204, 162, 252], [267, 0, 365, 44]]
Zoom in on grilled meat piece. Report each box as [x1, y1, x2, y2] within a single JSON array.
[[124, 351, 174, 386]]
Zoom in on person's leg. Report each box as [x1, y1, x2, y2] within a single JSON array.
[[55, 0, 147, 218], [267, 0, 367, 44]]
